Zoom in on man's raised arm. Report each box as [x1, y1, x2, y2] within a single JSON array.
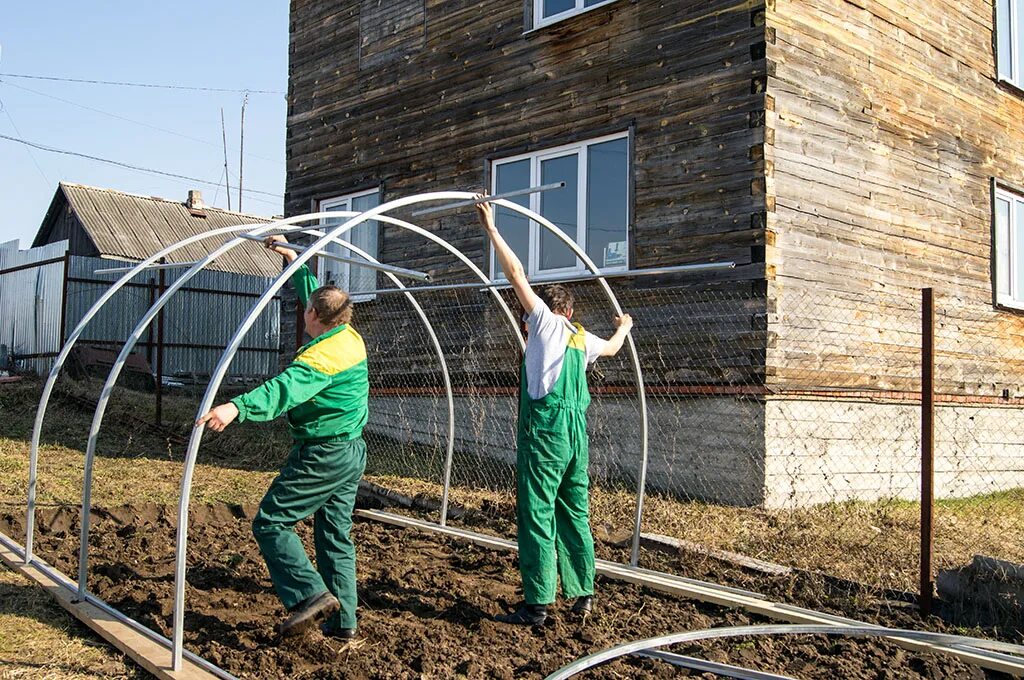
[[474, 194, 539, 314]]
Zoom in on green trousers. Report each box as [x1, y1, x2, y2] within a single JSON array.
[[516, 404, 595, 605], [252, 436, 366, 630]]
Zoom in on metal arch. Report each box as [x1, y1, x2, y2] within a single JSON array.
[[170, 191, 644, 668], [72, 211, 525, 600], [170, 193, 526, 669], [487, 198, 651, 568], [545, 624, 1024, 680], [24, 219, 311, 564]]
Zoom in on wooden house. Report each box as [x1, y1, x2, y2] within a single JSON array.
[[281, 0, 1024, 506]]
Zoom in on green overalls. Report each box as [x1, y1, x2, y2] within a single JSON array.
[[516, 323, 595, 605], [230, 264, 369, 630]]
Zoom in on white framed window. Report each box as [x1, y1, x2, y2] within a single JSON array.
[[533, 0, 618, 30], [997, 0, 1024, 89], [490, 131, 629, 280], [994, 185, 1024, 309], [319, 188, 380, 301]]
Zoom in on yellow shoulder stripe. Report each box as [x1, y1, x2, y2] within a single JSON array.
[[296, 327, 367, 375], [567, 323, 587, 351]]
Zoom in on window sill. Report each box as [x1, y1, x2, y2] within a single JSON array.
[[996, 76, 1024, 99], [995, 297, 1024, 314], [524, 0, 622, 35]]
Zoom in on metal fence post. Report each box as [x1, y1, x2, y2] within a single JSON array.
[[920, 287, 935, 615], [156, 259, 166, 426]]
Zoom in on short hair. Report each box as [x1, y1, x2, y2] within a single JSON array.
[[308, 286, 353, 327], [539, 284, 574, 316]]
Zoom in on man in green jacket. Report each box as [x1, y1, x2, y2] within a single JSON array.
[[197, 235, 369, 641], [474, 196, 634, 626]]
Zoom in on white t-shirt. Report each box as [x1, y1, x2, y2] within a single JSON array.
[[523, 300, 608, 400]]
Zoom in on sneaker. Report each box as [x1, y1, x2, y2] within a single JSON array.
[[570, 596, 593, 616], [495, 603, 548, 626], [280, 591, 341, 637]]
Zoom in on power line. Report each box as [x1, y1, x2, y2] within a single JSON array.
[[0, 96, 51, 187], [0, 132, 284, 200], [0, 79, 282, 165], [0, 72, 285, 95]]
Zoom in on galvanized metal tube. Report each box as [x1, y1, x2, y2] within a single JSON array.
[[545, 625, 1024, 680], [237, 233, 432, 282], [92, 261, 201, 275], [323, 261, 737, 298], [171, 196, 525, 670], [410, 182, 565, 217], [25, 221, 301, 564], [75, 222, 300, 598], [75, 209, 509, 609]]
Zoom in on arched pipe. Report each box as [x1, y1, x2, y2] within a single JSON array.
[[73, 211, 524, 600], [545, 624, 1024, 680], [171, 192, 644, 668], [25, 220, 310, 563]]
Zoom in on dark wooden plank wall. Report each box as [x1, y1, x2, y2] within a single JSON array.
[[765, 0, 1024, 395], [284, 0, 772, 384]]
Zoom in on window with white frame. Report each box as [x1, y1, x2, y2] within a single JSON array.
[[994, 186, 1024, 308], [319, 188, 380, 301], [534, 0, 618, 30], [490, 132, 629, 279], [997, 0, 1024, 89]]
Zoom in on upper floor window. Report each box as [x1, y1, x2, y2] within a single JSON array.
[[994, 185, 1024, 309], [490, 132, 629, 279], [997, 0, 1024, 88], [319, 188, 380, 301], [534, 0, 617, 30]]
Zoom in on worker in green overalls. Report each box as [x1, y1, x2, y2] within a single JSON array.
[[197, 234, 369, 641], [474, 196, 634, 625]]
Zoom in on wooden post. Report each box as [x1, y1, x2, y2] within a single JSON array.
[[920, 288, 935, 615], [155, 261, 166, 427], [58, 252, 71, 345]]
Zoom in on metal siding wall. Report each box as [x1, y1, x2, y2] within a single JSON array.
[[0, 240, 69, 374], [1, 248, 280, 378]]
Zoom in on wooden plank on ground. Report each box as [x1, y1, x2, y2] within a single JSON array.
[[0, 537, 218, 680]]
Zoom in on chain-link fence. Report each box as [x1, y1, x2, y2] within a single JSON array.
[[352, 275, 1022, 627]]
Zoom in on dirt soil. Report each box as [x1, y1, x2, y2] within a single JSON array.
[[1, 505, 1009, 680]]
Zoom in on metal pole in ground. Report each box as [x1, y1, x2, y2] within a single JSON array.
[[920, 287, 935, 615], [155, 260, 166, 426]]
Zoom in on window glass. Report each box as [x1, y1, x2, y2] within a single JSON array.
[[586, 137, 629, 268], [998, 0, 1013, 80], [539, 154, 579, 271], [494, 160, 531, 276], [543, 0, 575, 18]]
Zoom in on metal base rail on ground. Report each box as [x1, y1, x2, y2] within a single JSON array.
[[545, 624, 1024, 679], [354, 508, 1024, 677], [27, 186, 977, 679]]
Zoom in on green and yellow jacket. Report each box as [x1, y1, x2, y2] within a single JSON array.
[[231, 264, 369, 441]]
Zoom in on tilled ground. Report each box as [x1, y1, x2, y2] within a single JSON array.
[[1, 504, 1008, 679]]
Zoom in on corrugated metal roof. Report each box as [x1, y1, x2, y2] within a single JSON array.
[[37, 183, 284, 277]]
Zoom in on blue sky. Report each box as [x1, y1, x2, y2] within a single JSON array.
[[1, 3, 288, 249]]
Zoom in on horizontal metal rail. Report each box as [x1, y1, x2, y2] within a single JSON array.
[[67, 276, 282, 300], [237, 232, 431, 282], [0, 255, 67, 277], [410, 182, 565, 216], [93, 261, 200, 275], [348, 261, 737, 297]]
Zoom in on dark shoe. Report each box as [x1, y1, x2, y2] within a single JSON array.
[[570, 596, 593, 616], [321, 623, 357, 641], [495, 603, 548, 626], [280, 591, 340, 638]]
